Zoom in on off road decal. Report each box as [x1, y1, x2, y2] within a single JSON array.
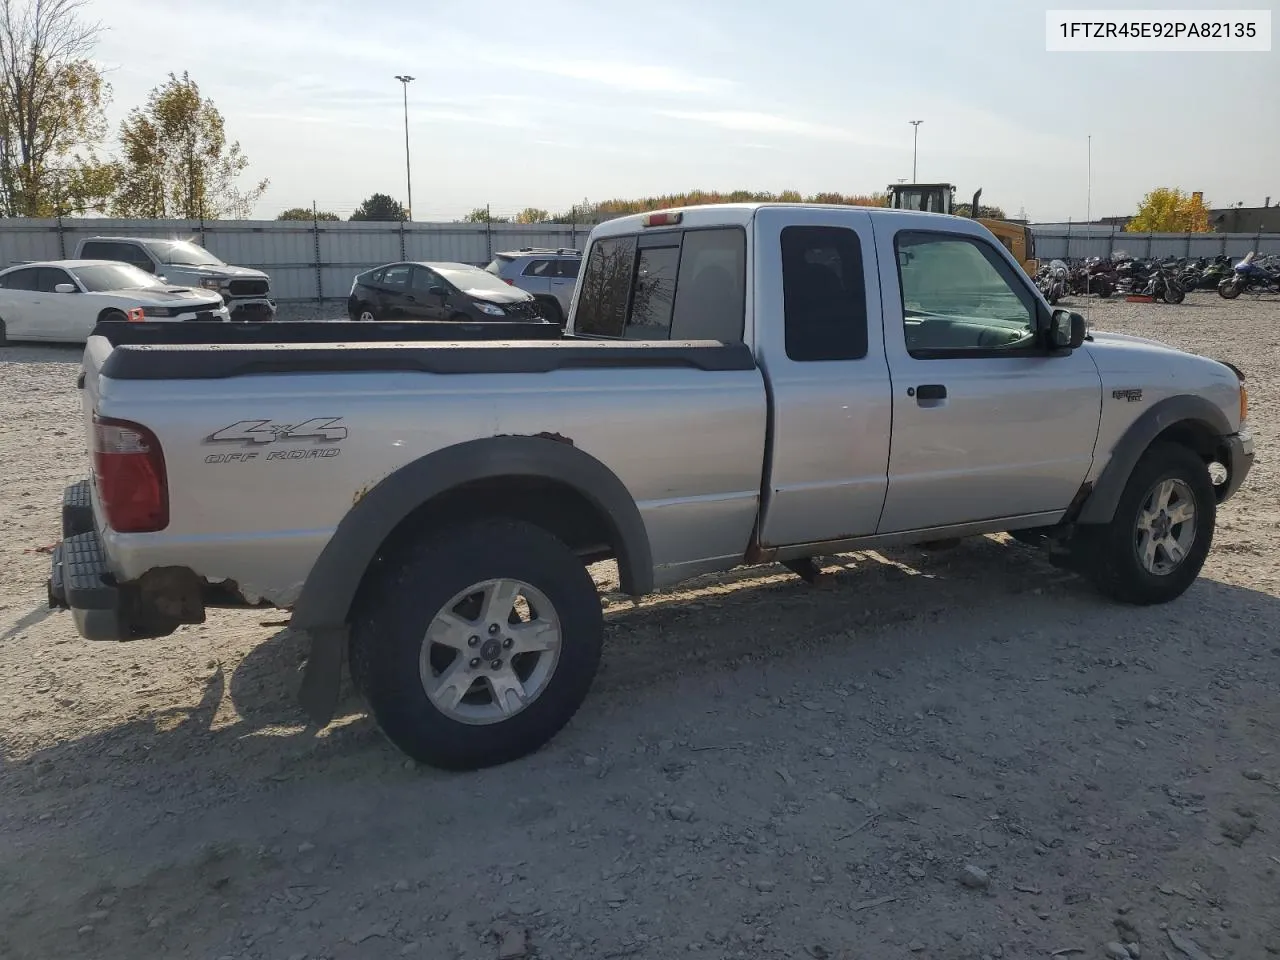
[[1111, 389, 1143, 403], [203, 418, 347, 464]]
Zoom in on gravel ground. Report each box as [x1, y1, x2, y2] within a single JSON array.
[[1, 292, 1278, 960]]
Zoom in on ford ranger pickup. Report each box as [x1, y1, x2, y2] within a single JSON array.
[[48, 204, 1254, 770]]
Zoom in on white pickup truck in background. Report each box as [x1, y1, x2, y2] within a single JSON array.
[[73, 236, 276, 321], [49, 203, 1253, 770]]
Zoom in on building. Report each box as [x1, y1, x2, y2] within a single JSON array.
[[1210, 200, 1276, 234]]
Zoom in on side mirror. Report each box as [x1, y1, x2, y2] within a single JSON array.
[[428, 285, 448, 297], [1049, 308, 1087, 349], [53, 283, 77, 294]]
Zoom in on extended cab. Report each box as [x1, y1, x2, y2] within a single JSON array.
[[74, 236, 276, 321], [49, 204, 1253, 770]]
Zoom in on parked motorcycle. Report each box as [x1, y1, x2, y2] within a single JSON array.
[[1218, 252, 1280, 299], [1142, 263, 1186, 304], [1036, 259, 1071, 304]]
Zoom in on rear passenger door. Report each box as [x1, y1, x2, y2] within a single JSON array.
[[549, 258, 579, 315], [752, 207, 892, 546], [519, 259, 554, 300], [0, 268, 42, 340]]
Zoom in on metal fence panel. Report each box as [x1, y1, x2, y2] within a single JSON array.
[[3, 218, 1277, 303]]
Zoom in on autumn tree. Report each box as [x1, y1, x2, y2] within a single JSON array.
[[953, 202, 1008, 219], [514, 206, 550, 224], [113, 71, 267, 219], [349, 192, 407, 221], [1126, 188, 1211, 232], [277, 206, 338, 221], [0, 0, 116, 215], [461, 206, 509, 223]]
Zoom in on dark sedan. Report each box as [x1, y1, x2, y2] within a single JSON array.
[[347, 261, 547, 323]]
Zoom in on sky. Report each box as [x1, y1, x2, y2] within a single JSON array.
[[90, 0, 1278, 223]]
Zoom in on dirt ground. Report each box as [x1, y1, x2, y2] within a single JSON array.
[[1, 293, 1278, 960]]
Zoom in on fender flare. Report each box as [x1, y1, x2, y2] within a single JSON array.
[[1075, 395, 1231, 525], [294, 435, 653, 724]]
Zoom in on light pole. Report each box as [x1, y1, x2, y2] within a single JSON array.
[[394, 74, 415, 220], [909, 120, 922, 182]]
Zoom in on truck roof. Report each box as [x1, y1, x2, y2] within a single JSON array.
[[589, 202, 965, 239]]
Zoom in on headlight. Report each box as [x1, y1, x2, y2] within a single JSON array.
[[199, 277, 221, 289], [476, 302, 506, 317]]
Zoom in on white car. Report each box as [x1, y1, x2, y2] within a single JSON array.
[[0, 259, 230, 345]]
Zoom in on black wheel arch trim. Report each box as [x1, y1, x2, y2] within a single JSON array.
[[1075, 394, 1233, 525], [293, 435, 653, 725]]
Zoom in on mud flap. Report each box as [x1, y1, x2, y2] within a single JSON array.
[[297, 626, 347, 726]]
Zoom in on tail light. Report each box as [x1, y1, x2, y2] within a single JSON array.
[[91, 414, 168, 532]]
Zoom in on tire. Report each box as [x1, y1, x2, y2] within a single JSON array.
[[536, 298, 565, 328], [1218, 279, 1242, 299], [1095, 279, 1113, 299], [0, 317, 7, 346], [100, 309, 128, 323], [350, 518, 603, 770], [1162, 283, 1185, 304], [353, 303, 379, 322], [1072, 442, 1215, 605]]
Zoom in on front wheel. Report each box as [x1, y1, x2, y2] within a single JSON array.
[[1163, 283, 1185, 304], [1072, 443, 1215, 605], [350, 519, 603, 770], [0, 317, 7, 346], [1218, 278, 1243, 299], [1095, 279, 1113, 299], [353, 303, 379, 322]]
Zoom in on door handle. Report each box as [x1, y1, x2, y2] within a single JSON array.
[[913, 384, 947, 401]]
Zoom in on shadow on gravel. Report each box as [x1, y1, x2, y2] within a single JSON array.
[[3, 535, 1280, 960], [10, 535, 1280, 782]]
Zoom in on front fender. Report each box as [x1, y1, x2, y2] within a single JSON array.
[[1076, 395, 1232, 525]]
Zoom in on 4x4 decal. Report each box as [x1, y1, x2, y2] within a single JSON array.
[[204, 418, 348, 445]]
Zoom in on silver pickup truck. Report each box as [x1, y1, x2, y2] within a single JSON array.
[[49, 203, 1254, 770]]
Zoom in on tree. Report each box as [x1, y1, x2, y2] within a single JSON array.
[[113, 71, 267, 219], [1126, 187, 1211, 232], [349, 192, 407, 221], [277, 206, 338, 221], [461, 206, 508, 223], [514, 206, 550, 224], [953, 202, 1008, 219], [0, 0, 116, 216]]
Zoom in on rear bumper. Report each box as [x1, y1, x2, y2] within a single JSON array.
[[1219, 428, 1254, 502], [47, 480, 198, 641]]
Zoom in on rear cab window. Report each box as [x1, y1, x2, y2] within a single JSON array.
[[574, 226, 746, 342]]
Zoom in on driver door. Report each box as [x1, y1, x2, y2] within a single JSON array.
[[875, 227, 1102, 533]]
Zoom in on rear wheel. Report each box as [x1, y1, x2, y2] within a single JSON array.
[[1162, 283, 1185, 304], [1072, 443, 1214, 605], [0, 317, 7, 346], [1095, 279, 1113, 299], [350, 519, 603, 770]]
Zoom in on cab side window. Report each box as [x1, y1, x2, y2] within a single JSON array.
[[780, 225, 868, 362]]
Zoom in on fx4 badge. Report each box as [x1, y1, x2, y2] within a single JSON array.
[[1111, 388, 1143, 403], [203, 418, 347, 464], [204, 418, 348, 445]]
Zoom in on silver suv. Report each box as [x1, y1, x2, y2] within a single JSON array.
[[484, 248, 581, 327]]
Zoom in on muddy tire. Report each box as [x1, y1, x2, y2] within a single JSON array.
[[1072, 443, 1215, 605], [350, 519, 603, 770]]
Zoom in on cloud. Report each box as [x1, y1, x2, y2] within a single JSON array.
[[657, 110, 896, 147], [503, 57, 733, 95]]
